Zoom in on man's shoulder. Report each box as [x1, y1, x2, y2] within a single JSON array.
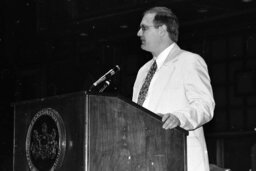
[[179, 49, 200, 57], [168, 43, 203, 63], [175, 50, 209, 70], [177, 49, 204, 63]]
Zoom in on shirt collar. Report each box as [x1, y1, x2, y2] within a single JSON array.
[[153, 43, 175, 69]]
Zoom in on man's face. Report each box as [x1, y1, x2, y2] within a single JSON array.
[[137, 13, 161, 55]]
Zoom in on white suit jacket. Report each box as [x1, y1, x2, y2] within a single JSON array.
[[132, 43, 215, 171]]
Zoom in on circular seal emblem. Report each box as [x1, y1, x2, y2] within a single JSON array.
[[26, 108, 66, 171]]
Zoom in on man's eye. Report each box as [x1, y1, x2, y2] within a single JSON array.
[[140, 25, 148, 31]]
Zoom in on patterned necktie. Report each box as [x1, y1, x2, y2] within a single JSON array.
[[137, 60, 157, 106]]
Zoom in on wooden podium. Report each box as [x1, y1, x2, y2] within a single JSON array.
[[13, 92, 187, 171]]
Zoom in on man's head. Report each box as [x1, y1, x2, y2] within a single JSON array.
[[137, 7, 179, 56]]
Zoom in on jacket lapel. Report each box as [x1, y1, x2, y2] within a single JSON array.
[[147, 43, 182, 112]]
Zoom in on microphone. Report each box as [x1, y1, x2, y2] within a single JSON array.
[[99, 80, 111, 93], [89, 65, 120, 92]]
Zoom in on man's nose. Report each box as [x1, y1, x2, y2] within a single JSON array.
[[137, 28, 142, 36]]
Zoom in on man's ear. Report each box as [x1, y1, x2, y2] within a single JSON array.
[[159, 24, 168, 36]]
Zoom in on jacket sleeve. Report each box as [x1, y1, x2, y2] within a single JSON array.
[[173, 54, 215, 130]]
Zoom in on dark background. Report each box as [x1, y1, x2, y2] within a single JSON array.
[[1, 0, 256, 170]]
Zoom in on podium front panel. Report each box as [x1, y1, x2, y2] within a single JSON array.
[[13, 92, 187, 171], [87, 94, 186, 171], [13, 92, 87, 171]]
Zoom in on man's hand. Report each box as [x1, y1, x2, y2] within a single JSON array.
[[161, 113, 181, 129]]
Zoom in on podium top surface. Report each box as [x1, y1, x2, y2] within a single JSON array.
[[13, 91, 187, 135]]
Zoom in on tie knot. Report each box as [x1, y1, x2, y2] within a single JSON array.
[[149, 60, 157, 74]]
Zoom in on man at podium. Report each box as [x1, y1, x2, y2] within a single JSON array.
[[133, 6, 215, 171]]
